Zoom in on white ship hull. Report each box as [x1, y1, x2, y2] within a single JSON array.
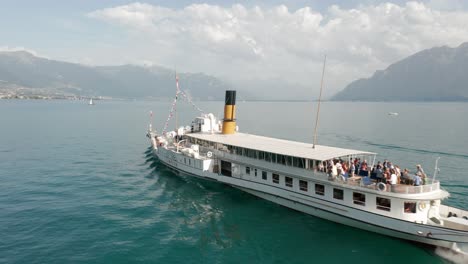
[[146, 88, 468, 261], [152, 146, 468, 253]]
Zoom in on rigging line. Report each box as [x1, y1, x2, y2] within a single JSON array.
[[162, 94, 178, 134], [174, 74, 203, 113], [178, 90, 204, 113], [313, 54, 327, 149], [161, 73, 204, 134]]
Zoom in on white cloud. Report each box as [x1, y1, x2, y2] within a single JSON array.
[[88, 2, 468, 97]]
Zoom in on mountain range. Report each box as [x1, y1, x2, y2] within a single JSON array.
[[0, 51, 232, 100], [331, 43, 468, 101], [2, 43, 468, 101]]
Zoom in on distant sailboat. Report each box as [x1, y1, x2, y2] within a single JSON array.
[[388, 112, 398, 116], [89, 98, 94, 105]]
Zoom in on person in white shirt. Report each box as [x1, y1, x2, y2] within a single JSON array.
[[389, 169, 398, 190], [335, 161, 342, 176], [390, 173, 397, 184]]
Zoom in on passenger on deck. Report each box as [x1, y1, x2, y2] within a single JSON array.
[[375, 165, 384, 182], [342, 162, 349, 176], [422, 174, 428, 185], [335, 160, 342, 176], [383, 159, 388, 168], [389, 169, 398, 185], [395, 165, 401, 177], [326, 160, 333, 176], [354, 158, 361, 174], [318, 162, 324, 172], [416, 164, 425, 176], [361, 160, 368, 171], [376, 161, 382, 170], [331, 160, 337, 177], [401, 168, 412, 184], [416, 164, 427, 184], [382, 168, 390, 184], [350, 162, 356, 178], [413, 174, 422, 186]]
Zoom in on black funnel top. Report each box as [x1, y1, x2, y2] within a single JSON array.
[[225, 90, 236, 105]]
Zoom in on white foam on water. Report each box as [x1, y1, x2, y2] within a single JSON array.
[[435, 246, 468, 264]]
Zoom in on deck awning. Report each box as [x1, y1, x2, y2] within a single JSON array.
[[187, 132, 376, 161]]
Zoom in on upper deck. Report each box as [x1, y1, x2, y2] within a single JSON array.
[[187, 132, 375, 161], [183, 132, 448, 199]]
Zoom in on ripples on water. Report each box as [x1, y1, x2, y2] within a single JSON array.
[[1, 100, 466, 263]]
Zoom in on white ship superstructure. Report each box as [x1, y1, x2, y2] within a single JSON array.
[[147, 90, 468, 257]]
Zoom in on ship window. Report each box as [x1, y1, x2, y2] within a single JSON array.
[[273, 173, 279, 184], [353, 192, 366, 206], [265, 152, 271, 162], [287, 156, 293, 166], [282, 155, 287, 165], [272, 153, 277, 163], [248, 149, 256, 159], [254, 169, 257, 177], [404, 202, 417, 213], [262, 171, 267, 180], [246, 166, 250, 175], [333, 188, 344, 200], [291, 157, 305, 169], [236, 147, 242, 155], [189, 159, 191, 166], [377, 197, 391, 212], [299, 180, 308, 191], [259, 151, 265, 160], [285, 177, 293, 187], [277, 155, 285, 165], [315, 184, 325, 196], [299, 158, 305, 169], [184, 158, 186, 164]]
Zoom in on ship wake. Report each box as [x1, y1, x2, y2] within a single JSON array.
[[435, 245, 468, 264]]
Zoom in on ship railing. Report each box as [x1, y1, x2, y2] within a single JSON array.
[[392, 180, 440, 194], [439, 204, 468, 218], [330, 176, 440, 194], [204, 148, 441, 194]]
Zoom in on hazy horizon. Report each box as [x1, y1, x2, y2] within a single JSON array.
[[2, 1, 468, 98]]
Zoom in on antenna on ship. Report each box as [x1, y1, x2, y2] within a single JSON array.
[[149, 110, 153, 132], [313, 54, 327, 149], [175, 71, 179, 140], [432, 157, 441, 183]]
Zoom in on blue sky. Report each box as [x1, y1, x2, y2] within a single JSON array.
[[1, 0, 468, 95]]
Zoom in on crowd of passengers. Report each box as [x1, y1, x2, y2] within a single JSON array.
[[317, 158, 429, 186]]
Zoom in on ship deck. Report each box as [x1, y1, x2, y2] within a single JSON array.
[[187, 132, 375, 161]]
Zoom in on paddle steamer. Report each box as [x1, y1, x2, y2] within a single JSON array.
[[147, 90, 468, 256]]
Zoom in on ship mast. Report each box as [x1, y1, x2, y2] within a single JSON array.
[[313, 55, 327, 149], [175, 72, 178, 136]]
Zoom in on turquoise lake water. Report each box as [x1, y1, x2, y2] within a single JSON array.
[[1, 99, 467, 263]]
